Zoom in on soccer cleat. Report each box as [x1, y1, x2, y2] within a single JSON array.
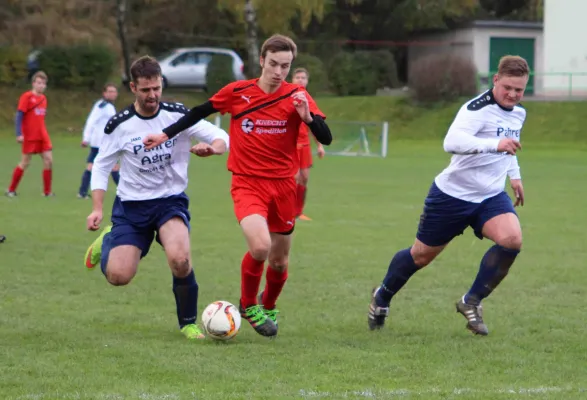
[[298, 214, 312, 221], [5, 191, 17, 197], [180, 324, 205, 340], [257, 292, 280, 326], [456, 297, 488, 336], [239, 302, 278, 337], [84, 225, 112, 270], [77, 194, 89, 199], [43, 192, 55, 197], [368, 286, 389, 330]]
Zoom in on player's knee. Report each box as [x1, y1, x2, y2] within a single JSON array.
[[410, 244, 439, 267], [268, 255, 288, 272], [43, 159, 53, 169], [169, 257, 191, 278], [106, 269, 134, 286], [496, 234, 523, 251], [249, 244, 270, 261], [19, 160, 30, 169]]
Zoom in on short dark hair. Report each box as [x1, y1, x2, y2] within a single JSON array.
[[293, 67, 309, 78], [498, 55, 529, 77], [261, 34, 297, 60], [130, 56, 161, 83], [103, 82, 117, 92]]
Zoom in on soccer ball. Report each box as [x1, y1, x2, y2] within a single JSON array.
[[201, 300, 241, 340]]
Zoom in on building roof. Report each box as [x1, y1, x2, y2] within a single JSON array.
[[470, 20, 543, 30]]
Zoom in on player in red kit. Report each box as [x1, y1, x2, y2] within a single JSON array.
[[143, 34, 332, 337], [6, 71, 54, 197], [291, 68, 325, 221]]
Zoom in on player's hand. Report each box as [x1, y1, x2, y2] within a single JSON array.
[[16, 136, 23, 144], [317, 144, 325, 159], [292, 91, 312, 123], [190, 143, 220, 157], [81, 141, 89, 148], [510, 179, 524, 207], [143, 133, 169, 150], [86, 211, 103, 231], [497, 138, 521, 155]]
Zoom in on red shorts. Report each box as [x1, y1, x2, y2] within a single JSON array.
[[231, 175, 297, 233], [22, 137, 52, 154], [297, 144, 313, 169]]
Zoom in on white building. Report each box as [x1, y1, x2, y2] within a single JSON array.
[[543, 0, 587, 96], [408, 20, 543, 95]]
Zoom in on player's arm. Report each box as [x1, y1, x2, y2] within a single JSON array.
[[188, 119, 230, 157], [90, 130, 121, 213], [82, 104, 100, 145], [15, 93, 29, 139], [14, 111, 24, 137], [443, 106, 501, 154], [295, 91, 332, 145], [508, 156, 524, 206]]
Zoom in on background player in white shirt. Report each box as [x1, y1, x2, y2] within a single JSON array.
[[368, 55, 528, 336], [83, 56, 229, 340], [78, 83, 119, 198]]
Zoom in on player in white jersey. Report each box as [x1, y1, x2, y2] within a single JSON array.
[[82, 56, 229, 341], [78, 83, 119, 198], [368, 55, 528, 336]]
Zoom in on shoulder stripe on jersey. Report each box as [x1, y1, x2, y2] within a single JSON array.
[[233, 88, 300, 119], [233, 83, 255, 93], [104, 105, 135, 134], [159, 102, 188, 114]]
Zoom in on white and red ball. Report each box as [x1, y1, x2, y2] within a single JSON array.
[[201, 301, 241, 340]]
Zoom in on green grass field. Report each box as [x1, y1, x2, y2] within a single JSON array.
[[1, 136, 586, 399]]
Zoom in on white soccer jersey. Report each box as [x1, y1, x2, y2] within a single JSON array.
[[434, 90, 526, 203], [82, 99, 117, 148], [90, 102, 229, 201]]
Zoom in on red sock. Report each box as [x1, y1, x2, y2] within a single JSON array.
[[262, 267, 289, 310], [296, 184, 307, 216], [240, 252, 264, 308], [8, 166, 24, 192], [43, 169, 52, 195]]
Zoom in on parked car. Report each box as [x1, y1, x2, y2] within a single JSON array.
[[153, 47, 246, 89]]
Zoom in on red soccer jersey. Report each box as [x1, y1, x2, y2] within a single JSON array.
[[17, 91, 48, 141], [297, 122, 311, 147], [209, 79, 325, 179]]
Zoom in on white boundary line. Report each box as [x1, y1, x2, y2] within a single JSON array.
[[11, 387, 585, 400]]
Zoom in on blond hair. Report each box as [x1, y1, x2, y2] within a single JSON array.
[[293, 67, 309, 78], [31, 70, 48, 83]]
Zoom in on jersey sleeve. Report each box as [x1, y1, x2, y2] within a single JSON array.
[[305, 91, 325, 119], [508, 156, 521, 179], [91, 129, 122, 191], [443, 105, 501, 155], [17, 92, 30, 113], [208, 82, 238, 115], [186, 119, 230, 148]]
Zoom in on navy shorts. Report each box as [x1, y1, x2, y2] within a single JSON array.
[[87, 147, 100, 163], [109, 192, 191, 258], [416, 182, 517, 247]]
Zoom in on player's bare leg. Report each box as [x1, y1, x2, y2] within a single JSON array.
[[369, 239, 446, 330], [102, 245, 141, 285], [159, 217, 204, 340], [295, 168, 311, 220], [6, 154, 32, 196], [40, 150, 54, 196], [457, 213, 522, 336], [238, 214, 277, 337], [258, 232, 292, 325]]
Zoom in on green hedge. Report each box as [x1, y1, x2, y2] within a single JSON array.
[[0, 46, 29, 86], [328, 50, 400, 96], [206, 54, 235, 93], [37, 45, 116, 90]]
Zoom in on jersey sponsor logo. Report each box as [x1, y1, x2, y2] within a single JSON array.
[[496, 126, 520, 138], [34, 107, 46, 116], [253, 119, 287, 135], [241, 118, 254, 134], [132, 137, 178, 166]]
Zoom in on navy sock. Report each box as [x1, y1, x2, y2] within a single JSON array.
[[376, 247, 420, 307], [464, 244, 520, 306], [173, 269, 199, 328], [111, 171, 120, 185], [79, 170, 91, 196], [100, 232, 113, 276]]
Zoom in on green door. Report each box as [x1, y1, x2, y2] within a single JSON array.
[[489, 37, 535, 95]]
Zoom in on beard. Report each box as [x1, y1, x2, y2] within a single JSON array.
[[140, 97, 159, 112]]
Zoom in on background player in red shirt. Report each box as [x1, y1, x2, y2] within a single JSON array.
[[143, 34, 332, 338], [6, 71, 54, 197], [291, 68, 326, 221]]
